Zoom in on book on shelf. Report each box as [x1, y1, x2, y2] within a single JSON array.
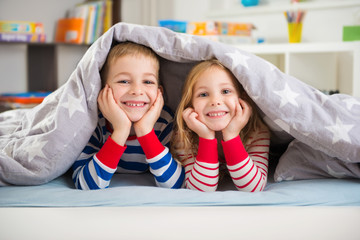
[[55, 18, 85, 44], [57, 0, 113, 45], [85, 2, 98, 44], [103, 0, 113, 33], [0, 32, 46, 43], [0, 92, 51, 110], [0, 21, 44, 34], [0, 21, 46, 43]]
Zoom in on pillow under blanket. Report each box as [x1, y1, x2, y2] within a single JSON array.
[[274, 139, 360, 182]]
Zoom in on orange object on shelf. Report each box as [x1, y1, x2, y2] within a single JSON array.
[[55, 18, 85, 44]]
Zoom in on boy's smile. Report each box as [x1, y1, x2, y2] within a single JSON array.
[[123, 101, 146, 107], [106, 55, 159, 122]]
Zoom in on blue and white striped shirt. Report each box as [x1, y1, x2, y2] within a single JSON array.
[[72, 106, 184, 190]]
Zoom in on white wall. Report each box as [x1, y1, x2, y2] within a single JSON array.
[[0, 45, 27, 93], [121, 0, 210, 26]]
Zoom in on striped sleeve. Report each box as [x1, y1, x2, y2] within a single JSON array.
[[138, 129, 184, 189], [182, 138, 219, 192], [72, 119, 126, 190], [154, 105, 174, 148], [222, 126, 270, 192]]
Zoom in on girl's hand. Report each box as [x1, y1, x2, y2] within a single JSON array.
[[222, 98, 252, 142], [134, 89, 164, 137], [98, 84, 131, 145], [183, 107, 215, 139]]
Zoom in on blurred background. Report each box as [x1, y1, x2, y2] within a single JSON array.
[[0, 0, 359, 110]]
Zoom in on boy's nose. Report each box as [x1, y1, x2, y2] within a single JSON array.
[[130, 84, 143, 95]]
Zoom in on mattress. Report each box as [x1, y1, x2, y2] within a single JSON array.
[[1, 171, 359, 207]]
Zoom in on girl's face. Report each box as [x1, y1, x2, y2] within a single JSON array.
[[106, 55, 159, 122], [191, 66, 240, 132]]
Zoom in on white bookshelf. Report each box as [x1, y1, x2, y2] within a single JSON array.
[[235, 41, 360, 97], [207, 0, 360, 97], [208, 0, 360, 18]]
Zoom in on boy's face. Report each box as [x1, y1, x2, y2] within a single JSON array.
[[191, 67, 240, 131], [106, 55, 159, 122]]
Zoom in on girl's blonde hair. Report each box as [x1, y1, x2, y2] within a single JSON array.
[[100, 41, 160, 87], [171, 59, 264, 159]]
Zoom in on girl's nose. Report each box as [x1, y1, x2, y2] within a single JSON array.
[[210, 96, 221, 106]]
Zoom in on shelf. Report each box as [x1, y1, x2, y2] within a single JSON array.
[[207, 0, 360, 18], [235, 41, 360, 54], [233, 41, 360, 97], [0, 43, 89, 93], [0, 42, 90, 47]]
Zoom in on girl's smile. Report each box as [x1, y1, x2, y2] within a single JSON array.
[[192, 66, 240, 131], [206, 111, 228, 118]]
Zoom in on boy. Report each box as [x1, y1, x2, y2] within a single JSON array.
[[72, 42, 184, 190]]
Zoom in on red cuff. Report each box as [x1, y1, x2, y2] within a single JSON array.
[[221, 135, 248, 166], [137, 129, 165, 159], [96, 136, 127, 169], [196, 137, 218, 164]]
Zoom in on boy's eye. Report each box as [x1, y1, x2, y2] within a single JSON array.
[[144, 80, 155, 84]]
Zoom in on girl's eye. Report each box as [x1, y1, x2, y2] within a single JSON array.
[[222, 89, 231, 94], [199, 92, 208, 97]]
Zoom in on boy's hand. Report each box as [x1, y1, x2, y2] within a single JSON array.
[[134, 89, 164, 137], [222, 98, 252, 142], [183, 107, 215, 140], [98, 84, 131, 145]]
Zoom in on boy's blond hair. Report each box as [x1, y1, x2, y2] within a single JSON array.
[[100, 41, 160, 87], [171, 59, 264, 160]]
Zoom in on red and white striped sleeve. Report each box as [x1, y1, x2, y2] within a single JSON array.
[[222, 126, 270, 192], [180, 138, 219, 192]]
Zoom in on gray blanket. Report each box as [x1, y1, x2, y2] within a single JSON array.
[[1, 23, 359, 186]]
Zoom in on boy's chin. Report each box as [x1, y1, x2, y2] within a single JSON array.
[[128, 115, 144, 122], [124, 109, 148, 122]]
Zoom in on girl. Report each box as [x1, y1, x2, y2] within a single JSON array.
[[171, 59, 270, 192]]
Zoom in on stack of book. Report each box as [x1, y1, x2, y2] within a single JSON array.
[[0, 21, 46, 43], [159, 20, 256, 44], [0, 92, 51, 111], [55, 0, 113, 44]]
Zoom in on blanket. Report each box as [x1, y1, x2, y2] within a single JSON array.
[[1, 22, 359, 186]]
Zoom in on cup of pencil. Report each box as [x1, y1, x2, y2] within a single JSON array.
[[284, 10, 305, 43]]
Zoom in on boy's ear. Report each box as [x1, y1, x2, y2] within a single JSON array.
[[159, 86, 164, 94]]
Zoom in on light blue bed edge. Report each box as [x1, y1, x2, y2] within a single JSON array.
[[1, 172, 359, 207]]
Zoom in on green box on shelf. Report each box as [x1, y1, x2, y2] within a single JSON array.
[[343, 25, 360, 41]]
